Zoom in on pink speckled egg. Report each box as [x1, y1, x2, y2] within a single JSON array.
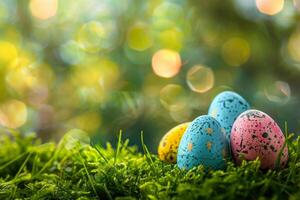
[[230, 109, 288, 169]]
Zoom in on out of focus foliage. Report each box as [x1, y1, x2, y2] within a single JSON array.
[[0, 0, 300, 150]]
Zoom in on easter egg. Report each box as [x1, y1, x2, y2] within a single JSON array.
[[177, 115, 228, 170], [230, 109, 288, 169], [158, 122, 190, 163], [208, 91, 250, 141]]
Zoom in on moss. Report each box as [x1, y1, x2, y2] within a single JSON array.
[[0, 129, 300, 199]]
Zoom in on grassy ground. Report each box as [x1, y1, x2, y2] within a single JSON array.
[[0, 128, 300, 200]]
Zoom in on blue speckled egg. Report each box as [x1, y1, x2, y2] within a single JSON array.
[[177, 115, 228, 170], [208, 91, 250, 141]]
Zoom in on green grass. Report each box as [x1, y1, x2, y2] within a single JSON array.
[[0, 128, 300, 200]]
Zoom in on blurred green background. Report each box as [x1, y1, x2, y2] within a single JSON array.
[[0, 0, 299, 151]]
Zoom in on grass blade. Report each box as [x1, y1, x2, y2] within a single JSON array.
[[114, 130, 122, 165]]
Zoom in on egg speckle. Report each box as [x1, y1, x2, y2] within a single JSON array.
[[230, 109, 288, 169], [177, 115, 228, 170], [208, 91, 250, 141], [158, 122, 190, 163]]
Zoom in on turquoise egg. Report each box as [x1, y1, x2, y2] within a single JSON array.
[[177, 115, 228, 170], [208, 91, 250, 141]]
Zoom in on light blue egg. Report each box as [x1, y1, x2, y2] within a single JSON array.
[[208, 91, 250, 141], [177, 115, 228, 170]]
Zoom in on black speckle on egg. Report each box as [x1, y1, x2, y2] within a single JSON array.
[[270, 145, 276, 152], [262, 132, 268, 138]]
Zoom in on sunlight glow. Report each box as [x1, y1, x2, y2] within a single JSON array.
[[29, 0, 58, 20], [256, 0, 284, 15], [152, 49, 181, 78]]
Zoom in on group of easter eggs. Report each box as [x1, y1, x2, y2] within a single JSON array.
[[158, 91, 288, 170]]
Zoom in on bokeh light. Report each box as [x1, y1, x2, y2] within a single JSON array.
[[0, 41, 17, 65], [127, 23, 153, 51], [186, 65, 215, 93], [152, 2, 184, 30], [5, 56, 34, 94], [158, 28, 183, 51], [264, 81, 291, 104], [152, 49, 181, 78], [77, 21, 107, 53], [160, 84, 186, 111], [29, 0, 58, 20], [76, 20, 118, 53], [222, 37, 250, 67], [5, 60, 54, 97], [255, 0, 284, 15], [0, 99, 27, 129], [287, 30, 300, 63], [0, 0, 299, 151]]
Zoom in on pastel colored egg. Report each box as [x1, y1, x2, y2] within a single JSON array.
[[158, 122, 190, 163], [177, 115, 228, 170], [230, 109, 288, 169], [208, 91, 250, 141]]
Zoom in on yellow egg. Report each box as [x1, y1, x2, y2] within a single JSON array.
[[158, 122, 190, 163]]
